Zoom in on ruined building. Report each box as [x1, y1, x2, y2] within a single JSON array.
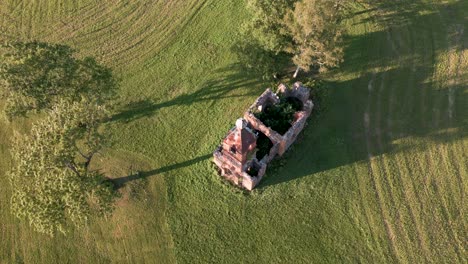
[[213, 82, 313, 190]]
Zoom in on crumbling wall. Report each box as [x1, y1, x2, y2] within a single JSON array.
[[244, 112, 283, 143], [240, 159, 267, 190], [277, 82, 310, 104], [248, 89, 279, 113], [213, 149, 243, 175]]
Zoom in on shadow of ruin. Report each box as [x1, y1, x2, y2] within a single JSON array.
[[213, 82, 314, 190]]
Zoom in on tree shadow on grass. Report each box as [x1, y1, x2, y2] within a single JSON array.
[[352, 1, 425, 28], [108, 62, 267, 188], [259, 0, 467, 188], [112, 154, 212, 189], [110, 63, 263, 123]]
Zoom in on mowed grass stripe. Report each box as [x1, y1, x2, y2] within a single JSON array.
[[383, 16, 434, 263], [349, 1, 464, 262], [424, 144, 464, 261], [344, 12, 385, 258], [389, 22, 438, 256], [414, 3, 465, 261], [435, 143, 465, 259], [415, 142, 459, 259], [103, 0, 210, 69], [0, 0, 94, 40], [373, 71, 413, 262], [38, 1, 112, 39], [427, 4, 466, 258], [1, 1, 203, 68], [363, 12, 406, 259], [40, 0, 210, 70], [446, 140, 467, 214], [364, 75, 401, 262], [351, 161, 389, 261], [341, 11, 392, 260], [353, 6, 404, 261], [376, 93, 419, 264], [392, 149, 433, 262]]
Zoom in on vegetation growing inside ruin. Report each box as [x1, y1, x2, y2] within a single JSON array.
[[255, 131, 274, 160], [254, 96, 303, 134], [246, 164, 259, 177]]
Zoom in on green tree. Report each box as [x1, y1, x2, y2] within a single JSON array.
[[285, 0, 345, 77], [246, 0, 297, 52], [245, 0, 345, 77], [0, 41, 115, 119], [8, 100, 115, 236]]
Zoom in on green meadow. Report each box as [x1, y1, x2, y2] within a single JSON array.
[[0, 0, 466, 263]]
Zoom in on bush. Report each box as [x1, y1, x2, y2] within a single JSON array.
[[256, 132, 274, 160], [254, 96, 302, 135]]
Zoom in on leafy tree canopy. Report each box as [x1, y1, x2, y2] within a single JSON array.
[[245, 0, 345, 74], [0, 41, 116, 119], [8, 100, 115, 236], [284, 0, 344, 72], [246, 0, 297, 52]]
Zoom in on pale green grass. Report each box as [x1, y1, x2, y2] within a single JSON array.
[[0, 0, 466, 263]]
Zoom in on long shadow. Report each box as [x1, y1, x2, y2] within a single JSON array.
[[110, 63, 263, 123], [108, 58, 266, 188], [112, 154, 212, 188], [259, 0, 467, 188]]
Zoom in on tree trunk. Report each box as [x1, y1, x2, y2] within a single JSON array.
[[65, 161, 81, 177], [293, 65, 300, 78]]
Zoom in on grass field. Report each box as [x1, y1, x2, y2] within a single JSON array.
[[0, 0, 466, 263]]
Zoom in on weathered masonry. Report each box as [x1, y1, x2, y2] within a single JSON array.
[[213, 82, 313, 190]]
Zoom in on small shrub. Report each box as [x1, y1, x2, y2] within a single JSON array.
[[256, 132, 273, 160]]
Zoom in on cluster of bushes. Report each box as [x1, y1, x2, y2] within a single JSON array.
[[254, 96, 303, 135]]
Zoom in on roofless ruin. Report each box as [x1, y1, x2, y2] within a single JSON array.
[[213, 82, 313, 190]]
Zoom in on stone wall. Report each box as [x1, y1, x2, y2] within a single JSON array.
[[245, 94, 313, 157], [244, 112, 283, 143], [247, 89, 280, 113], [277, 82, 310, 104]]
